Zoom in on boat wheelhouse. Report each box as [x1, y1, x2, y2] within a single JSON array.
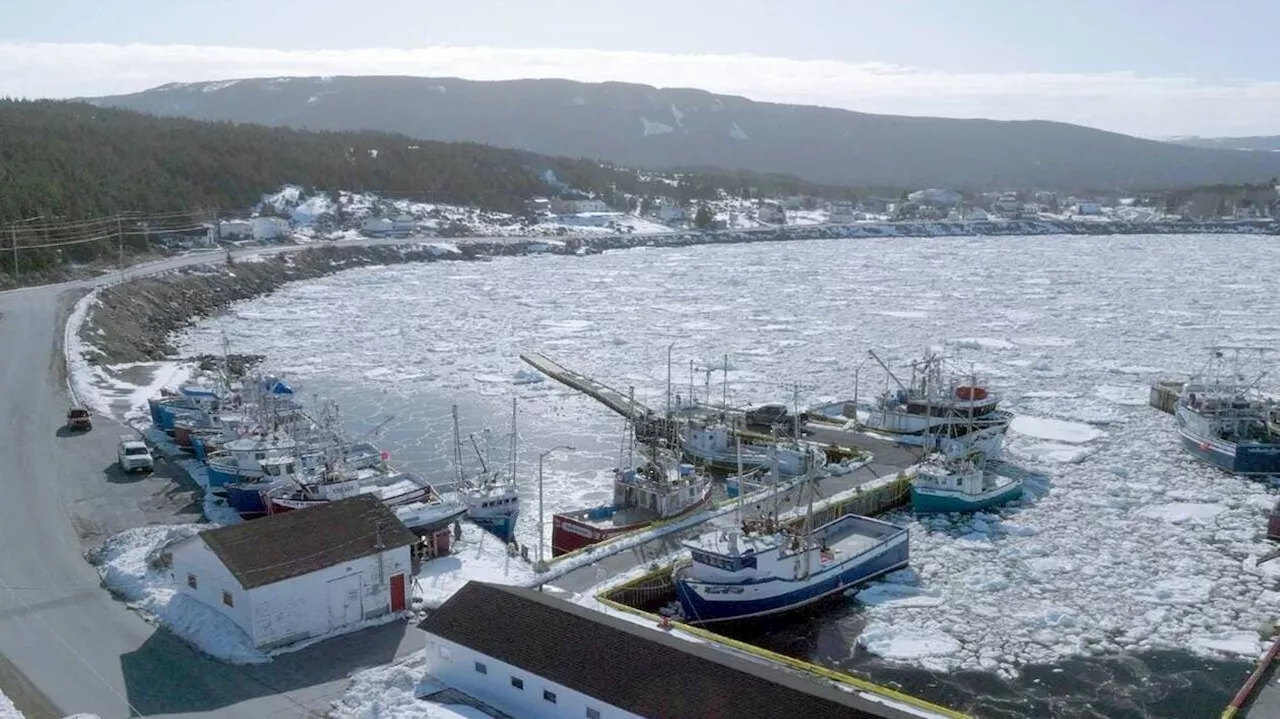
[[551, 450, 712, 556], [910, 451, 1023, 514]]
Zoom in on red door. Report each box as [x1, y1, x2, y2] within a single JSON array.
[[390, 573, 407, 612]]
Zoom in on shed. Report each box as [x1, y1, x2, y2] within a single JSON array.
[[419, 581, 918, 719], [362, 217, 394, 236], [169, 494, 417, 649]]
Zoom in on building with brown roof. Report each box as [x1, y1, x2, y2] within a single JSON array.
[[419, 581, 929, 719], [169, 494, 418, 650]]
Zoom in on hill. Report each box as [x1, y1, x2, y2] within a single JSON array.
[[1166, 136, 1280, 153], [89, 75, 1280, 190], [0, 99, 831, 227]]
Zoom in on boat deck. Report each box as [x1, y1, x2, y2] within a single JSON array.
[[564, 504, 662, 530]]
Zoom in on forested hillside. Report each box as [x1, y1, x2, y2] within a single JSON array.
[[0, 100, 836, 226]]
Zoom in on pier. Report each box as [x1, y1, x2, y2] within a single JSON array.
[[520, 352, 651, 421]]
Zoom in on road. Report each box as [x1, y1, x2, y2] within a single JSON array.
[[0, 242, 460, 718]]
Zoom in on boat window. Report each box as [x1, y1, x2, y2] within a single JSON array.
[[543, 690, 557, 704], [187, 573, 198, 589], [510, 677, 523, 690], [474, 661, 488, 674]]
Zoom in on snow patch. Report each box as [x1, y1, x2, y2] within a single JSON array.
[[1136, 502, 1226, 524], [729, 121, 749, 141], [859, 624, 963, 661], [640, 117, 675, 136], [413, 523, 537, 610], [0, 689, 20, 719]]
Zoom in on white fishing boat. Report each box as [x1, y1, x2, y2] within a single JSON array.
[[910, 450, 1023, 514], [452, 400, 522, 543], [674, 453, 909, 624]]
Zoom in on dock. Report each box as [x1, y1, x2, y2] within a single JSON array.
[[520, 352, 651, 421], [1231, 626, 1280, 717]]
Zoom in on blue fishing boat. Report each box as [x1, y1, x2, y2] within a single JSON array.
[[675, 457, 908, 624], [910, 450, 1023, 514], [1176, 347, 1280, 477], [674, 513, 909, 624]]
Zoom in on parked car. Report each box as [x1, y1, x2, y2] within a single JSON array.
[[117, 437, 154, 473], [66, 406, 92, 431]]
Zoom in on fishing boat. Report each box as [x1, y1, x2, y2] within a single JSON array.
[[551, 424, 712, 557], [674, 463, 909, 624], [1268, 499, 1280, 542], [224, 455, 302, 517], [681, 421, 823, 477], [1176, 347, 1280, 476], [910, 450, 1023, 514], [268, 466, 439, 513], [811, 350, 1012, 455], [204, 435, 299, 488], [451, 401, 522, 543]]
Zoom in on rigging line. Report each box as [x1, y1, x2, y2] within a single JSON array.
[[0, 570, 145, 717]]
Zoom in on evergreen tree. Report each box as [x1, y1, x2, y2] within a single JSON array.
[[694, 205, 714, 229]]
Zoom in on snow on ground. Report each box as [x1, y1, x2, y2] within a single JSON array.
[[332, 650, 495, 719], [0, 689, 20, 719], [88, 524, 268, 664], [92, 524, 409, 665], [65, 289, 195, 423], [413, 523, 537, 610], [174, 233, 1280, 679]]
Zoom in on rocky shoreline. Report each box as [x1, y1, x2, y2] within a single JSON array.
[[80, 218, 1277, 365]]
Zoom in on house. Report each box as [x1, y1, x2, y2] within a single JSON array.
[[1073, 202, 1102, 215], [756, 202, 786, 224], [828, 202, 858, 224], [361, 217, 394, 236], [550, 197, 609, 214], [420, 582, 915, 719], [219, 220, 252, 240], [251, 216, 289, 241], [168, 494, 418, 650], [392, 214, 416, 235], [907, 188, 963, 208], [655, 205, 685, 222]]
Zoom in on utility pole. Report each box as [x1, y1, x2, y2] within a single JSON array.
[[116, 215, 125, 283], [10, 225, 17, 282]]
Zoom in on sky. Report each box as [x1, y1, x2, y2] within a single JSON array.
[[4, 0, 1280, 138]]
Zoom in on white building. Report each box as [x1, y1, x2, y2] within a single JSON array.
[[219, 220, 252, 239], [756, 202, 786, 225], [392, 214, 416, 235], [1073, 202, 1102, 215], [420, 582, 895, 719], [361, 217, 394, 236], [551, 198, 609, 214], [655, 205, 685, 222], [828, 202, 857, 224], [556, 212, 620, 227], [251, 216, 289, 241], [168, 495, 417, 650]]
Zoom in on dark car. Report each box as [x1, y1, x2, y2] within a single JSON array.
[[66, 406, 93, 431]]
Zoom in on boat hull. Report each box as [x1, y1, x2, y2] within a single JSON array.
[[675, 532, 909, 624], [551, 495, 710, 557], [1179, 429, 1280, 476], [470, 510, 519, 543], [910, 480, 1023, 514]]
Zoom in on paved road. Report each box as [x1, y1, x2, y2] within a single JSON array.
[[0, 243, 455, 718]]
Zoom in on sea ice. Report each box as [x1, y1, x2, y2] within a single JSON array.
[[168, 234, 1280, 676], [858, 624, 963, 660], [1010, 415, 1105, 444]]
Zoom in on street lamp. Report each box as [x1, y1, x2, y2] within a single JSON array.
[[537, 445, 575, 573]]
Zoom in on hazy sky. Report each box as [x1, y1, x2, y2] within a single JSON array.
[[4, 0, 1279, 137]]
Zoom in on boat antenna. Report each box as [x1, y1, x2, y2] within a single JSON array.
[[666, 343, 674, 417], [509, 396, 518, 485]]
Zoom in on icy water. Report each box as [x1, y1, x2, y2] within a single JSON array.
[[178, 234, 1280, 718]]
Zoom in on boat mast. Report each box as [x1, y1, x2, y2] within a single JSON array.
[[722, 353, 730, 409], [509, 396, 518, 485], [451, 405, 464, 486], [666, 343, 674, 416]]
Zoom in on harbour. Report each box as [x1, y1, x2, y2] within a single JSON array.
[[72, 233, 1280, 718]]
